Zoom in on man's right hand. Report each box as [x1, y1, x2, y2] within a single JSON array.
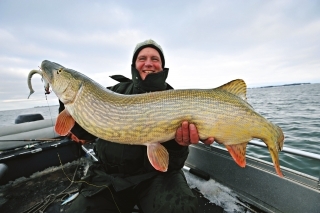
[[175, 121, 214, 146]]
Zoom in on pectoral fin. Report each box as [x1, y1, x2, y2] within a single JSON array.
[[147, 143, 169, 172], [225, 143, 247, 167], [55, 109, 75, 136]]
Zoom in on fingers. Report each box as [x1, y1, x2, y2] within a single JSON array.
[[175, 121, 215, 146], [201, 137, 215, 145], [175, 121, 199, 146], [69, 132, 90, 144], [189, 123, 200, 144], [175, 126, 184, 145], [175, 121, 189, 146], [181, 121, 190, 144]]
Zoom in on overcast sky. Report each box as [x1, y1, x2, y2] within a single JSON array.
[[0, 0, 319, 111]]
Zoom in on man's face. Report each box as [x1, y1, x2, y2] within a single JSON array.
[[135, 47, 162, 80]]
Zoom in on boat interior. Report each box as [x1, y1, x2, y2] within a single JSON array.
[[0, 117, 319, 212]]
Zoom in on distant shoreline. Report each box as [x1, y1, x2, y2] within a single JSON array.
[[252, 83, 311, 89], [34, 105, 59, 108]]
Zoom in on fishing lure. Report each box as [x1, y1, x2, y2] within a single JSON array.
[[61, 192, 79, 205]]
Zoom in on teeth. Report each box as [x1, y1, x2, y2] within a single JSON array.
[[144, 71, 154, 74]]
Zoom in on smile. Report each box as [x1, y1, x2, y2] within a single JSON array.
[[143, 71, 155, 74]]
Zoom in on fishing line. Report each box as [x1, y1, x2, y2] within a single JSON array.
[[20, 157, 79, 213], [57, 153, 122, 213], [45, 93, 56, 138], [0, 139, 61, 142]]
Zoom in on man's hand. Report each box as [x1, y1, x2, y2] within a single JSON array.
[[175, 121, 214, 146], [67, 132, 92, 145]]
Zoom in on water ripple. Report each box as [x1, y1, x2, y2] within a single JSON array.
[[247, 83, 320, 177]]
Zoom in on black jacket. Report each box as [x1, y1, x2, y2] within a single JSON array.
[[60, 66, 189, 194]]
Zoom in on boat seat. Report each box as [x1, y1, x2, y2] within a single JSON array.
[[15, 113, 44, 124]]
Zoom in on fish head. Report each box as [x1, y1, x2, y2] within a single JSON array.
[[40, 60, 83, 104]]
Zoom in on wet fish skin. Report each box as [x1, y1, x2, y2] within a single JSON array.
[[28, 60, 284, 177]]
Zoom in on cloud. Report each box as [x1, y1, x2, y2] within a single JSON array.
[[0, 0, 319, 111]]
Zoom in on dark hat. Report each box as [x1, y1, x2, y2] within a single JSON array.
[[132, 39, 165, 68]]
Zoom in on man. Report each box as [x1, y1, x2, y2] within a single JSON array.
[[65, 39, 214, 213]]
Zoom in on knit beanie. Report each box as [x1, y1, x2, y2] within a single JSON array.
[[132, 39, 165, 68]]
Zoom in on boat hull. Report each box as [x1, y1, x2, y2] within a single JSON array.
[[186, 143, 320, 213]]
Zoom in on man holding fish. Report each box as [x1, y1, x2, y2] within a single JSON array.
[[28, 37, 284, 212], [64, 39, 214, 213]]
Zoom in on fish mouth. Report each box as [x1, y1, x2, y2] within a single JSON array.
[[40, 60, 64, 84], [44, 80, 50, 95], [41, 60, 72, 99]]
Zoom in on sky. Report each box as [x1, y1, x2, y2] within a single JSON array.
[[0, 0, 319, 111]]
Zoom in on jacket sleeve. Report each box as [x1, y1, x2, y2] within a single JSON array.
[[162, 139, 189, 171], [58, 100, 97, 141]]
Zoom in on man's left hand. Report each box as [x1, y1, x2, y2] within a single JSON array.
[[175, 121, 214, 146]]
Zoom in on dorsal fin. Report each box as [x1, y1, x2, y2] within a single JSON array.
[[216, 79, 247, 100]]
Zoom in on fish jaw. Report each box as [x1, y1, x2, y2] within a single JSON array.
[[40, 60, 59, 84], [40, 60, 82, 104], [262, 125, 285, 177], [43, 78, 50, 95], [265, 125, 284, 177], [276, 125, 285, 151], [268, 145, 284, 177]]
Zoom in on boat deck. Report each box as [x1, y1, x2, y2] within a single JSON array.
[[0, 159, 226, 213]]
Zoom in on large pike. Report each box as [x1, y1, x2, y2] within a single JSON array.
[[28, 60, 285, 177]]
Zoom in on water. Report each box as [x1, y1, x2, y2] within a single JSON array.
[[0, 84, 319, 177], [245, 83, 320, 178], [0, 105, 59, 126]]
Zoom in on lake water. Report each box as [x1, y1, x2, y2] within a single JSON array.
[[246, 83, 320, 178], [0, 83, 319, 178]]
